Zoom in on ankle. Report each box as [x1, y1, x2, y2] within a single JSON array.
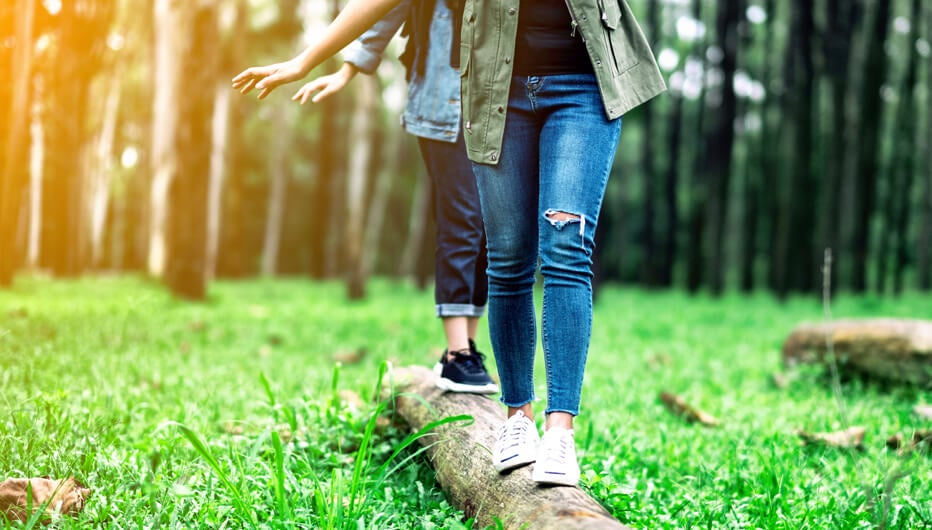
[[545, 412, 573, 431]]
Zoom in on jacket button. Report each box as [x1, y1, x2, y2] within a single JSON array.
[[497, 106, 504, 113], [504, 56, 511, 64], [465, 121, 471, 131], [491, 153, 498, 161], [508, 7, 516, 15]]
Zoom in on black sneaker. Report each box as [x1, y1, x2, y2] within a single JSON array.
[[433, 342, 499, 394]]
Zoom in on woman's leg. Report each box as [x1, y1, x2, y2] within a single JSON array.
[[418, 135, 496, 393], [535, 74, 623, 428], [470, 76, 542, 415]]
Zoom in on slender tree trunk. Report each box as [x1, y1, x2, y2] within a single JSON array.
[[308, 0, 344, 279], [890, 0, 921, 294], [785, 0, 817, 294], [399, 166, 431, 278], [916, 4, 932, 291], [761, 0, 783, 293], [703, 0, 740, 295], [639, 0, 660, 287], [361, 98, 403, 282], [0, 0, 35, 286], [89, 74, 121, 268], [822, 0, 861, 291], [27, 97, 43, 269], [260, 104, 293, 277], [164, 0, 217, 299], [685, 0, 707, 293], [661, 94, 682, 287], [851, 0, 891, 292], [206, 82, 231, 280], [345, 75, 378, 298], [149, 0, 184, 277]]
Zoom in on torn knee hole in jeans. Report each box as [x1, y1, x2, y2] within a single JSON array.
[[544, 209, 586, 240]]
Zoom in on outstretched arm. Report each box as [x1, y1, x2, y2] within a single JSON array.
[[231, 0, 404, 99]]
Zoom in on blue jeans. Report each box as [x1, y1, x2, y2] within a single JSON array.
[[418, 134, 488, 318], [471, 74, 622, 416]]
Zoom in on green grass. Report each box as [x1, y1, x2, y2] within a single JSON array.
[[1, 275, 930, 528]]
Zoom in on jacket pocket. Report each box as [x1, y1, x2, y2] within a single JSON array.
[[598, 0, 638, 75]]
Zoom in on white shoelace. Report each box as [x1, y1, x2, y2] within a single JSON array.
[[539, 431, 571, 464], [499, 416, 531, 449]]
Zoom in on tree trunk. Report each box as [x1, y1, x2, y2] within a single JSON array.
[[685, 0, 707, 293], [164, 0, 217, 299], [308, 0, 345, 279], [782, 319, 932, 387], [703, 0, 740, 295], [206, 82, 231, 280], [785, 0, 817, 294], [639, 0, 659, 287], [89, 73, 121, 268], [399, 166, 431, 278], [388, 365, 634, 530], [345, 75, 378, 299], [27, 97, 43, 269], [915, 4, 932, 291], [821, 0, 860, 291], [260, 104, 293, 277], [0, 0, 35, 287], [890, 0, 921, 295], [149, 0, 185, 278], [850, 0, 891, 292], [661, 94, 682, 288], [361, 101, 403, 281]]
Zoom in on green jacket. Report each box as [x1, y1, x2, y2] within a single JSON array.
[[459, 0, 667, 165]]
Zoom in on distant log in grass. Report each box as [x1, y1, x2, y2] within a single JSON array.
[[387, 365, 631, 530], [782, 319, 932, 386]]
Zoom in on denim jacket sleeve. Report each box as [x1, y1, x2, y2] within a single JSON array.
[[342, 0, 411, 74]]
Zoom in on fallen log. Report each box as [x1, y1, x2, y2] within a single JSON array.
[[387, 365, 631, 530], [782, 319, 932, 386]]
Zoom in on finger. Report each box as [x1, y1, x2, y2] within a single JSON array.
[[238, 79, 257, 95], [232, 68, 257, 85], [312, 86, 336, 103]]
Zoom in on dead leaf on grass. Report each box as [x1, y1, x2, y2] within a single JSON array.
[[886, 430, 932, 455], [333, 347, 368, 365], [647, 353, 672, 369], [266, 334, 283, 346], [913, 404, 932, 420], [659, 392, 720, 427], [0, 477, 90, 522], [187, 320, 206, 333], [796, 426, 866, 450]]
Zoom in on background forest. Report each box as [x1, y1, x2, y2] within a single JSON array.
[[0, 0, 930, 299]]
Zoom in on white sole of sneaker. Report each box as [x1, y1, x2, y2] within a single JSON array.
[[432, 362, 499, 394], [531, 468, 579, 486]]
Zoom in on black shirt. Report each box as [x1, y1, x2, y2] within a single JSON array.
[[513, 0, 594, 76]]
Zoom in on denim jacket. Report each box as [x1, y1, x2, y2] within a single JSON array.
[[459, 0, 667, 164], [343, 0, 462, 143]]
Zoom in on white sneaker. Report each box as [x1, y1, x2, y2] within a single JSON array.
[[493, 411, 540, 472], [531, 428, 580, 486]]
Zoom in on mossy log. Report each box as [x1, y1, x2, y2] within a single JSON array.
[[782, 319, 932, 386], [387, 365, 631, 530]]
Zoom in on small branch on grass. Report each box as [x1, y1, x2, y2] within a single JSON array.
[[795, 426, 867, 450], [659, 392, 720, 427]]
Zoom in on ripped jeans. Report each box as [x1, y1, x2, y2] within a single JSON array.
[[471, 73, 622, 417]]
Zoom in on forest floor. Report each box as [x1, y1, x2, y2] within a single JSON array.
[[1, 276, 931, 529]]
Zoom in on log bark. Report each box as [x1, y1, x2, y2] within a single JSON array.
[[388, 365, 631, 530], [782, 319, 932, 386]]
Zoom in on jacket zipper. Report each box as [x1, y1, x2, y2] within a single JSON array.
[[563, 0, 581, 40]]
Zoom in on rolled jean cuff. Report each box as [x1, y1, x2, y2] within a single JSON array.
[[544, 407, 579, 417], [436, 303, 486, 318]]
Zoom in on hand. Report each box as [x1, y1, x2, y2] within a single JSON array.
[[292, 63, 359, 104], [231, 59, 308, 100]]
